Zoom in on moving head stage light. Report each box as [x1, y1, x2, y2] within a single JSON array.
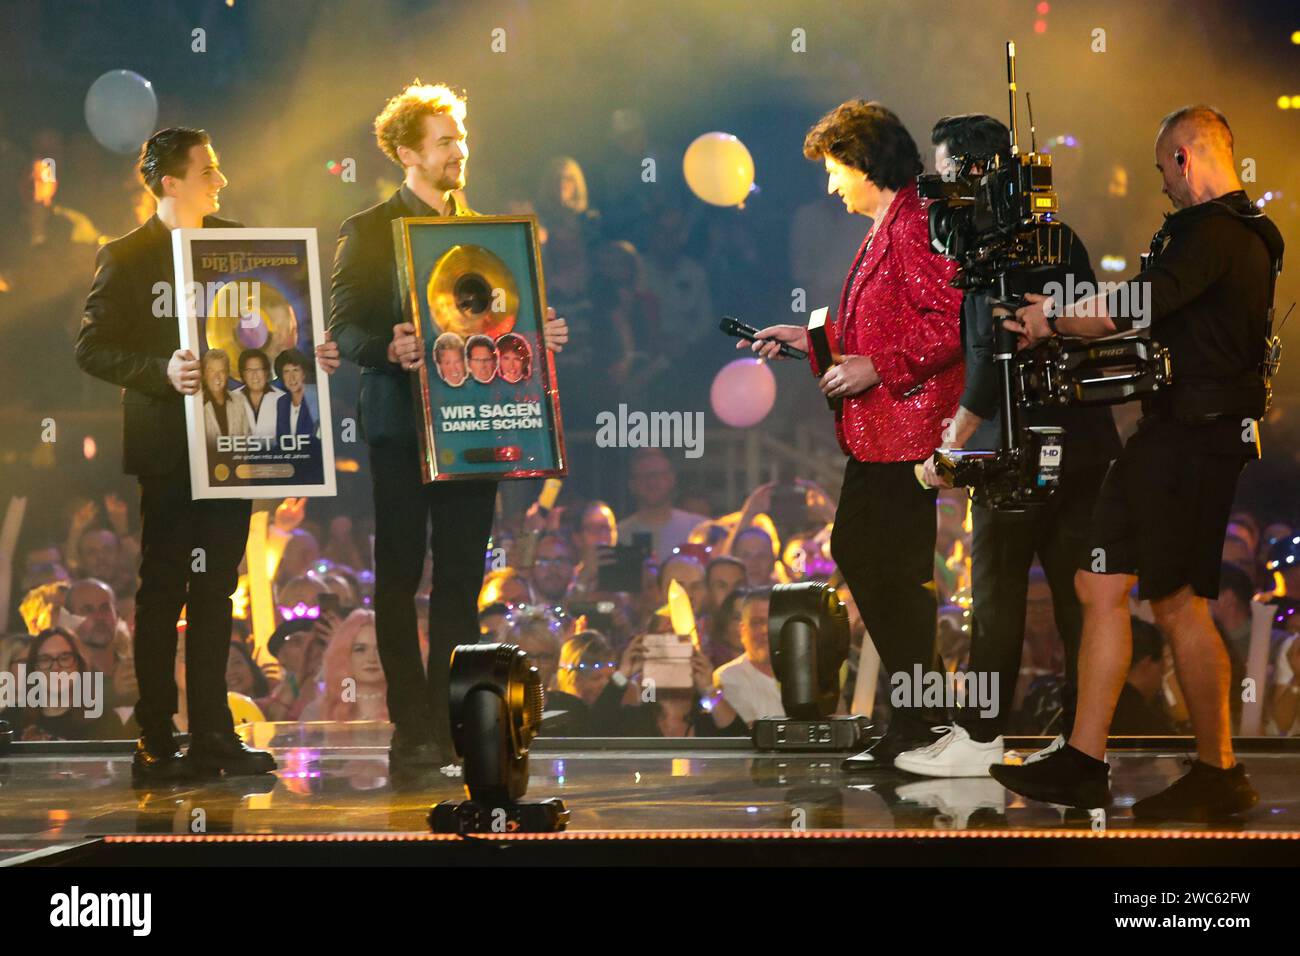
[[430, 643, 568, 834], [753, 582, 871, 751]]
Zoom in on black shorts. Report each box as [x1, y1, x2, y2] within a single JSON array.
[[1085, 417, 1248, 601]]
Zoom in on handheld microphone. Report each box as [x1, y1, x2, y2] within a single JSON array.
[[719, 315, 808, 360]]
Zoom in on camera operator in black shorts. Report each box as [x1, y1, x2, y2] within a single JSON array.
[[899, 115, 1122, 779], [992, 106, 1285, 820]]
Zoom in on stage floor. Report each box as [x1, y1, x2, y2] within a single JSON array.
[[3, 721, 1299, 866]]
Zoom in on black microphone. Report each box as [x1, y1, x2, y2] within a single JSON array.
[[719, 315, 807, 360]]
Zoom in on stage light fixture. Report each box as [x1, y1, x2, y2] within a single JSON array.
[[753, 582, 870, 751], [430, 643, 567, 833]]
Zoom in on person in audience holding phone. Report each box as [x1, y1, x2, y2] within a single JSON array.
[[603, 633, 747, 737]]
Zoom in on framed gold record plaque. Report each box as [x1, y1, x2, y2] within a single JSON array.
[[173, 227, 337, 499], [393, 216, 566, 482]]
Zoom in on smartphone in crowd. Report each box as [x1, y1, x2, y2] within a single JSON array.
[[596, 532, 652, 593]]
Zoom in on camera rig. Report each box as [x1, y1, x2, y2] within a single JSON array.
[[1015, 333, 1171, 408], [921, 41, 1170, 511]]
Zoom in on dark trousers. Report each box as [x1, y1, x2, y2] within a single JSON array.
[[830, 457, 939, 734], [135, 460, 250, 737], [959, 463, 1107, 742], [369, 441, 497, 748]]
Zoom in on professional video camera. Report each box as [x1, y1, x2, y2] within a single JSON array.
[[917, 82, 1066, 290], [921, 41, 1169, 511]]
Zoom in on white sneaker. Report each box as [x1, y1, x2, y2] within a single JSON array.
[[893, 725, 1005, 778], [1022, 734, 1065, 765]]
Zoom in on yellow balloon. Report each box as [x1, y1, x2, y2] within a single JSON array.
[[683, 132, 755, 207]]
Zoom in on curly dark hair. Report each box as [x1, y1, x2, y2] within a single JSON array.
[[803, 100, 922, 191], [273, 347, 311, 381]]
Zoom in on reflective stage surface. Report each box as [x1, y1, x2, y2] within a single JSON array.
[[2, 722, 1299, 866]]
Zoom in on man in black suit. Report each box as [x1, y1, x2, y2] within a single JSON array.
[[75, 128, 340, 782], [330, 82, 568, 781]]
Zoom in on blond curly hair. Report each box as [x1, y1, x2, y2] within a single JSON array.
[[373, 80, 467, 166]]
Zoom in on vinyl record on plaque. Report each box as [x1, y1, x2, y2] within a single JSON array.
[[427, 244, 518, 338], [205, 280, 299, 378]]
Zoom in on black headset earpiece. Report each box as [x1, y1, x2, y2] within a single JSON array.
[[1175, 150, 1186, 167]]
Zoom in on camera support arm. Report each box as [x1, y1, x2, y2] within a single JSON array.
[[989, 286, 1026, 455]]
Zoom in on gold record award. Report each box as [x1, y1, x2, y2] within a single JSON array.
[[393, 215, 565, 482], [173, 227, 337, 500], [426, 243, 520, 339], [205, 280, 300, 374]]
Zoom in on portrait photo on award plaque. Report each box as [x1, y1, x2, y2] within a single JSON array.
[[173, 227, 337, 499], [393, 216, 566, 481]]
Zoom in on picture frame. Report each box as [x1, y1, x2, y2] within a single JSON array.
[[173, 227, 337, 499], [392, 215, 566, 482]]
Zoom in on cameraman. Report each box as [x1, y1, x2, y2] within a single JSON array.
[[901, 115, 1121, 778], [992, 106, 1284, 819]]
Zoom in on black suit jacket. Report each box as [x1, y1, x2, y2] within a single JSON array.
[[328, 189, 473, 446], [75, 213, 241, 476]]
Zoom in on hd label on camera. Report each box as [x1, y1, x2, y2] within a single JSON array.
[[1035, 438, 1064, 487]]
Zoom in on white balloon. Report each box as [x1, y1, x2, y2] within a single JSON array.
[[85, 70, 158, 155]]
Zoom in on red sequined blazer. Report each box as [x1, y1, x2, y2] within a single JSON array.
[[809, 181, 964, 462]]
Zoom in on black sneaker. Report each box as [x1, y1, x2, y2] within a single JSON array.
[[989, 744, 1111, 809], [1132, 760, 1258, 823], [131, 730, 191, 785], [843, 723, 945, 772], [186, 731, 277, 777]]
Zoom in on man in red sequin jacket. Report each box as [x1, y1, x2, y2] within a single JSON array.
[[746, 100, 963, 769]]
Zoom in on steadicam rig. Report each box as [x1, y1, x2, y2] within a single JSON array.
[[1015, 334, 1172, 408]]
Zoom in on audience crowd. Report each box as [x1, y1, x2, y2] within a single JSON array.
[[4, 441, 1299, 743]]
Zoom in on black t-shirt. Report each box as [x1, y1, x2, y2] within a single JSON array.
[[1117, 192, 1282, 399], [960, 222, 1122, 473]]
